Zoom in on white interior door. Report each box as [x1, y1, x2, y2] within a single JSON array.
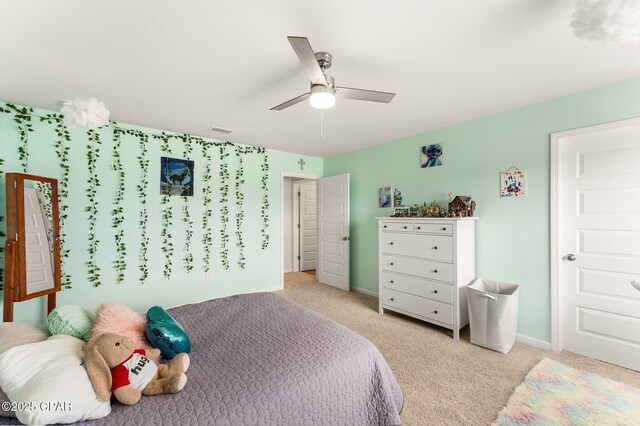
[[299, 182, 317, 271], [556, 118, 640, 371], [24, 188, 55, 295], [317, 174, 350, 291]]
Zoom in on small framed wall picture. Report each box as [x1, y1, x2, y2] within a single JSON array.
[[500, 168, 526, 197], [160, 156, 195, 196], [420, 144, 443, 168], [378, 187, 394, 208]]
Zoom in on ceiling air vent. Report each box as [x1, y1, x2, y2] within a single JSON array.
[[208, 125, 233, 134]]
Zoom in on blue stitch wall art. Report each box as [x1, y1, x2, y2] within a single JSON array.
[[420, 144, 443, 168], [160, 156, 195, 196]]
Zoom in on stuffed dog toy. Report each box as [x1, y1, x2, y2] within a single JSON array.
[[86, 333, 189, 405]]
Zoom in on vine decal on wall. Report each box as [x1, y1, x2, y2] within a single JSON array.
[[0, 102, 273, 290], [159, 133, 174, 279], [235, 149, 246, 268], [218, 145, 230, 269], [182, 135, 194, 272], [51, 114, 72, 289], [135, 130, 150, 283], [201, 143, 214, 273], [261, 153, 270, 249], [112, 128, 127, 284], [10, 104, 33, 173], [86, 129, 102, 286]]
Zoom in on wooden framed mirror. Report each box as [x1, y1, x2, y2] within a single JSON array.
[[3, 173, 61, 322]]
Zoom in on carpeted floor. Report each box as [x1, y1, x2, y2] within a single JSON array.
[[277, 272, 640, 426]]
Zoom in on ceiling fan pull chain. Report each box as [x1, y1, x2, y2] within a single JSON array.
[[320, 109, 324, 141]]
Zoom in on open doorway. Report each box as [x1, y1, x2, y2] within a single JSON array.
[[280, 172, 320, 289]]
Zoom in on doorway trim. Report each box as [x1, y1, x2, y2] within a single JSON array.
[[550, 116, 640, 353], [280, 171, 321, 289]]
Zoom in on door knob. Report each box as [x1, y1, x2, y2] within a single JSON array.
[[631, 280, 640, 292], [342, 236, 350, 241], [564, 254, 576, 261]]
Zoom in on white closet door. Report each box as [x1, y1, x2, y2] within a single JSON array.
[[557, 118, 640, 371], [317, 174, 350, 291], [299, 182, 317, 271]]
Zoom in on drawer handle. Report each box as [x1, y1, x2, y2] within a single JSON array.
[[432, 246, 438, 250], [390, 242, 394, 245], [417, 226, 421, 230], [390, 298, 394, 301], [432, 269, 438, 273], [434, 310, 438, 314], [403, 225, 408, 229], [433, 290, 438, 294], [441, 227, 446, 231], [390, 280, 394, 284], [383, 225, 387, 228], [390, 262, 394, 266]]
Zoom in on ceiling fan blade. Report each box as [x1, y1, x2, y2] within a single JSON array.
[[270, 92, 311, 111], [287, 36, 328, 86], [335, 87, 396, 103]]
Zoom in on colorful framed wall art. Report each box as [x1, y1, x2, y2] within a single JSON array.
[[378, 187, 393, 208], [160, 156, 195, 196], [500, 168, 526, 198]]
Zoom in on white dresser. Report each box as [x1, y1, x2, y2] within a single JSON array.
[[377, 217, 476, 340]]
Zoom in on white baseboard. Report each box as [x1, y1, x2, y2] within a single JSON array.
[[350, 286, 378, 297], [516, 333, 551, 350], [283, 269, 293, 273]]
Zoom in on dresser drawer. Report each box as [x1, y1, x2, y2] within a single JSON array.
[[380, 232, 453, 263], [381, 288, 453, 325], [413, 223, 453, 235], [381, 272, 453, 304], [381, 255, 453, 283], [380, 222, 412, 232]]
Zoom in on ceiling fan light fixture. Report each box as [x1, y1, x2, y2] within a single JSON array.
[[309, 85, 335, 109]]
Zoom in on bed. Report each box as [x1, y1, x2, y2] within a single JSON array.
[[3, 292, 403, 425]]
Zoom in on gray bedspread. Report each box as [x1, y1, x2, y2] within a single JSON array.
[[37, 292, 402, 425]]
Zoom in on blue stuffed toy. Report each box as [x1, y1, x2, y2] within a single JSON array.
[[145, 306, 191, 359]]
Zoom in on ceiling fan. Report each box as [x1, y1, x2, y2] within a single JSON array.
[[271, 36, 396, 111]]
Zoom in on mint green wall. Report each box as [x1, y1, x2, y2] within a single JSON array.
[[0, 103, 322, 324], [324, 77, 640, 342]]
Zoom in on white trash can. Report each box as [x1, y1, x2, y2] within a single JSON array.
[[467, 278, 520, 354]]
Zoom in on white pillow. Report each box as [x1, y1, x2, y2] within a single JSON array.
[[0, 335, 111, 425]]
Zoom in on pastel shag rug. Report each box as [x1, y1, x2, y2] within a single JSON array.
[[494, 358, 640, 426]]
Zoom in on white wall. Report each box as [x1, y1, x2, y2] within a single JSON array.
[[282, 177, 294, 272]]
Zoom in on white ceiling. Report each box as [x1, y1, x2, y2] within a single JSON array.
[[2, 1, 640, 157]]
